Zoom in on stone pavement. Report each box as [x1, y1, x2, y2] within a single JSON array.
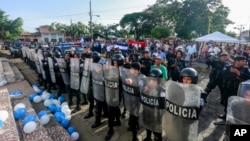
[[1, 50, 227, 141]]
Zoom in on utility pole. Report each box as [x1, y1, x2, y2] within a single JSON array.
[[208, 16, 212, 34], [234, 24, 245, 43], [89, 0, 93, 41], [70, 19, 73, 41]]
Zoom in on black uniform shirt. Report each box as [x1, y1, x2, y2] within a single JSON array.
[[140, 57, 153, 76], [222, 65, 250, 94]]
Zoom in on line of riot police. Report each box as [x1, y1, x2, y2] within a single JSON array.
[[21, 45, 206, 141]]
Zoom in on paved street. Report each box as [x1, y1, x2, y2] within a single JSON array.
[[0, 50, 227, 141]]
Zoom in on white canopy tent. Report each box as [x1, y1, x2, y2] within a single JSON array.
[[195, 31, 239, 43]]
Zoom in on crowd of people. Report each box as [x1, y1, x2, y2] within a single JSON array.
[[19, 38, 250, 141]]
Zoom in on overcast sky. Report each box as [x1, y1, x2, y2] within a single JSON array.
[[1, 0, 249, 33]]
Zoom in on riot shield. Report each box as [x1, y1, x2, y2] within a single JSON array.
[[139, 76, 165, 133], [21, 47, 26, 58], [163, 80, 201, 141], [237, 80, 250, 98], [34, 53, 41, 74], [227, 96, 250, 124], [91, 63, 105, 101], [56, 58, 70, 85], [48, 57, 56, 83], [38, 55, 46, 80], [225, 96, 250, 140], [70, 58, 80, 90], [104, 64, 120, 107], [80, 58, 92, 94], [120, 67, 140, 117], [29, 48, 35, 62], [26, 48, 31, 60], [105, 58, 111, 65]]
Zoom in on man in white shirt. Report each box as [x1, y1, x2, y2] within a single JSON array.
[[185, 42, 197, 65], [208, 44, 221, 56], [106, 43, 112, 58]]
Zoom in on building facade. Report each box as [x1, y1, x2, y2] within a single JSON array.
[[19, 28, 65, 44]]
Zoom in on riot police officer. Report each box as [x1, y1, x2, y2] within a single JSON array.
[[139, 50, 153, 76], [79, 54, 88, 105], [179, 68, 206, 109], [143, 68, 163, 141], [163, 68, 205, 141], [168, 50, 186, 81], [219, 56, 250, 120], [71, 53, 82, 113], [42, 51, 53, 92], [104, 53, 124, 141], [53, 52, 65, 98], [82, 46, 94, 119], [91, 52, 108, 128], [121, 53, 131, 118], [127, 62, 141, 141], [205, 53, 228, 104], [35, 48, 43, 86], [129, 48, 140, 63], [65, 53, 73, 106], [123, 53, 131, 69]]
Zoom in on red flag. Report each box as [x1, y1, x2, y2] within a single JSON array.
[[128, 39, 147, 47]]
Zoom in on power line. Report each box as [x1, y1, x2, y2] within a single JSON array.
[[23, 12, 89, 20], [21, 5, 151, 20], [93, 5, 149, 13]]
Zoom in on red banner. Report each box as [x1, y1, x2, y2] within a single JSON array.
[[128, 39, 147, 47]]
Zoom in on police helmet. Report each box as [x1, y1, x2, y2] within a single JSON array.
[[43, 51, 50, 57], [150, 68, 163, 78], [47, 51, 53, 57], [111, 53, 124, 66], [123, 53, 129, 58], [92, 51, 101, 63], [131, 62, 141, 71], [53, 51, 61, 58], [180, 68, 198, 84]]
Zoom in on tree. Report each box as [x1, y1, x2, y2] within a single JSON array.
[[151, 26, 171, 39], [38, 22, 88, 41], [69, 22, 88, 41], [225, 31, 237, 38], [120, 12, 154, 40], [145, 0, 233, 39], [0, 10, 23, 40]]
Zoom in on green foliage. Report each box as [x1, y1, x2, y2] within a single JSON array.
[[120, 12, 154, 40], [0, 10, 23, 40], [143, 0, 232, 39], [38, 22, 88, 41], [151, 26, 171, 39], [225, 31, 237, 38]]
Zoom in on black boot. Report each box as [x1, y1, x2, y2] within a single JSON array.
[[71, 106, 81, 114], [104, 130, 114, 141], [91, 122, 102, 128], [84, 112, 93, 119]]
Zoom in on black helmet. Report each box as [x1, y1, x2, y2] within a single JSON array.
[[111, 53, 124, 66], [131, 62, 140, 71], [92, 51, 101, 63], [43, 51, 51, 57], [47, 51, 53, 57], [53, 51, 61, 58], [180, 68, 198, 84], [123, 53, 129, 58], [150, 68, 163, 78]]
